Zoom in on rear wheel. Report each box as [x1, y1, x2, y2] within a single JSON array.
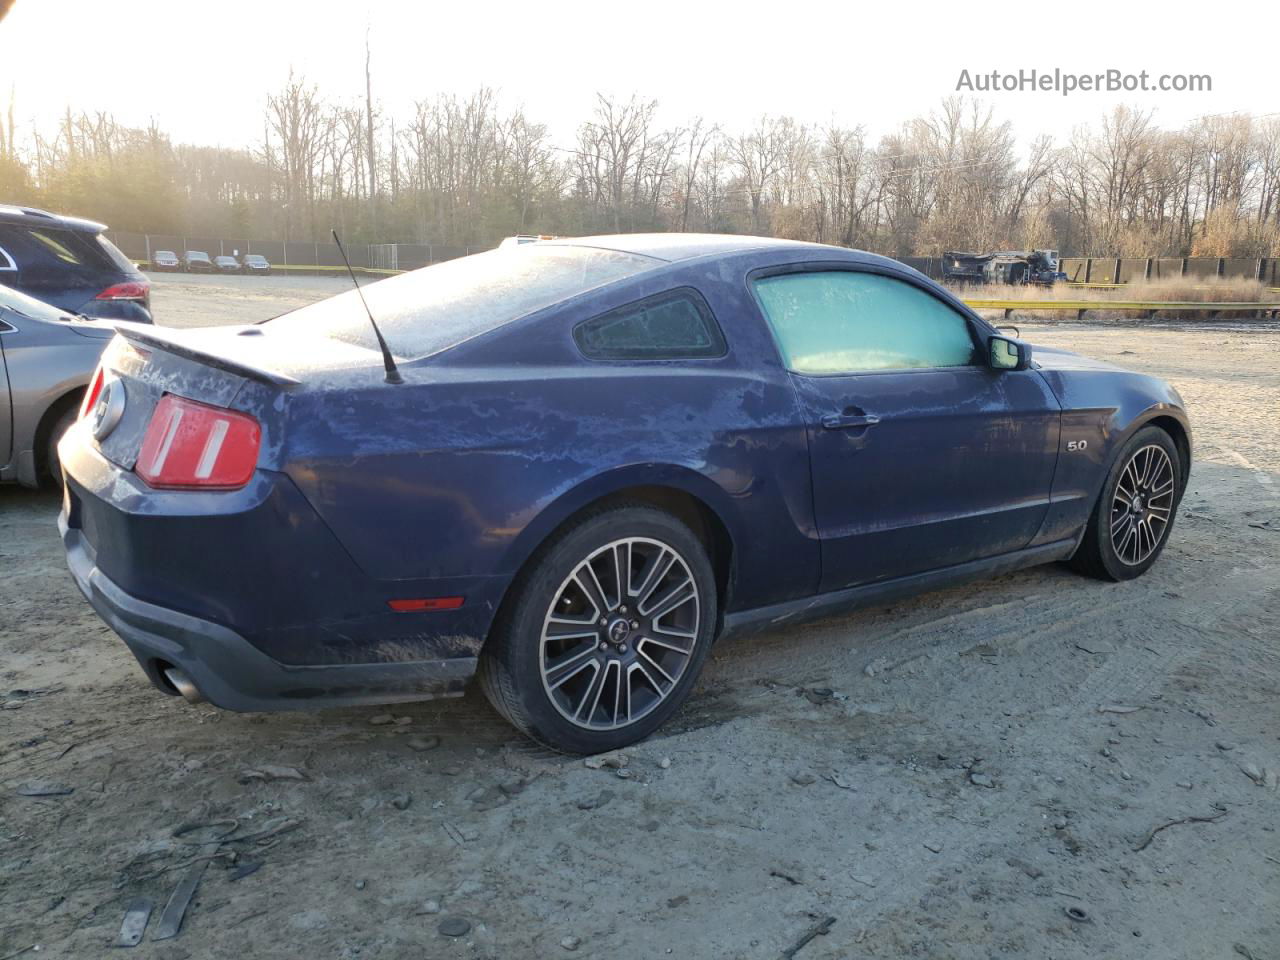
[[45, 406, 78, 485], [478, 504, 717, 753], [1070, 426, 1182, 581]]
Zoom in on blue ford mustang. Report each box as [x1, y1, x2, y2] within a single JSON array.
[[58, 235, 1190, 753]]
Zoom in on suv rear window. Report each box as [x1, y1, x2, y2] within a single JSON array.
[[574, 289, 726, 360], [268, 245, 659, 359]]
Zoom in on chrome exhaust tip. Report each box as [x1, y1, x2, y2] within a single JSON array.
[[163, 666, 206, 705]]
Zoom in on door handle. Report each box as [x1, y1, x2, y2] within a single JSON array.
[[822, 413, 881, 430]]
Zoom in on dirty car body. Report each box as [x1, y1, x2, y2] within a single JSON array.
[[58, 235, 1190, 733]]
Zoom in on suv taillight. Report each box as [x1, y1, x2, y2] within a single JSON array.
[[95, 281, 150, 302], [135, 395, 261, 490], [79, 365, 105, 419]]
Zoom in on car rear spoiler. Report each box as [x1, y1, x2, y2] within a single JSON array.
[[113, 325, 301, 387]]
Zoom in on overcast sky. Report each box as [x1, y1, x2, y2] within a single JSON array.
[[2, 0, 1272, 151]]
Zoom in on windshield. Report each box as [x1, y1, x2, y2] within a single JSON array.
[[187, 251, 209, 260], [245, 255, 266, 263], [0, 282, 73, 321], [156, 250, 177, 259], [267, 245, 658, 359]]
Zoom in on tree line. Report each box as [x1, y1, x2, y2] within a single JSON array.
[[1, 77, 1278, 258]]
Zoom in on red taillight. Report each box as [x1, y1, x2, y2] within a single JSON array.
[[135, 395, 261, 490], [95, 280, 150, 301], [388, 597, 465, 613], [79, 365, 105, 419]]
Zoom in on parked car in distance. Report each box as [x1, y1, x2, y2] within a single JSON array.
[[0, 205, 152, 323], [0, 283, 123, 486], [214, 255, 242, 274], [59, 234, 1191, 754], [182, 250, 213, 273], [241, 253, 272, 275], [150, 250, 181, 272]]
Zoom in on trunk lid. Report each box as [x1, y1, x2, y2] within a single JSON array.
[[93, 323, 383, 472]]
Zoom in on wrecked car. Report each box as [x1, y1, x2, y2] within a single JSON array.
[[58, 234, 1190, 753]]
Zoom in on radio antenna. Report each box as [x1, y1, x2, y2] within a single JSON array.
[[332, 229, 402, 385]]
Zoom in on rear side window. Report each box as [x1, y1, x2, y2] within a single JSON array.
[[268, 245, 659, 360], [574, 289, 726, 360], [753, 270, 977, 374], [30, 229, 85, 265]]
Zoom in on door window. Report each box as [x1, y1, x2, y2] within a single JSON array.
[[753, 270, 977, 375]]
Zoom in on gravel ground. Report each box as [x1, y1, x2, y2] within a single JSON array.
[[1, 275, 1277, 959]]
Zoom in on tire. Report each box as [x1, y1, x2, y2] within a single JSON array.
[[478, 503, 718, 754], [1070, 425, 1183, 581], [46, 406, 78, 485]]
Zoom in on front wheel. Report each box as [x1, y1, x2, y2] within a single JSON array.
[[1070, 425, 1183, 581], [478, 504, 717, 753]]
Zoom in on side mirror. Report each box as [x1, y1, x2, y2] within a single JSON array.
[[989, 335, 1031, 371]]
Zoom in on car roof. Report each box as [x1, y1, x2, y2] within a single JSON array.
[[0, 204, 107, 233], [539, 232, 899, 269]]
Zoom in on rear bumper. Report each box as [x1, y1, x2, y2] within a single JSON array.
[[61, 512, 477, 711], [57, 426, 505, 710]]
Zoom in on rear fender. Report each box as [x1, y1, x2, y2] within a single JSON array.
[[498, 463, 745, 581]]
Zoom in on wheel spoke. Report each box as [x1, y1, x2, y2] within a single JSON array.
[[651, 622, 697, 644], [1149, 457, 1170, 491], [614, 543, 633, 603], [1137, 448, 1154, 486], [546, 617, 600, 642], [573, 565, 610, 618], [1116, 519, 1138, 561], [642, 577, 695, 619], [1111, 509, 1130, 534], [546, 646, 599, 691], [638, 649, 676, 686], [573, 661, 608, 722], [634, 549, 676, 608], [1119, 460, 1139, 498], [632, 658, 666, 696], [615, 662, 632, 726]]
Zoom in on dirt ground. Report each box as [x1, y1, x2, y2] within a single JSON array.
[[2, 275, 1277, 959]]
